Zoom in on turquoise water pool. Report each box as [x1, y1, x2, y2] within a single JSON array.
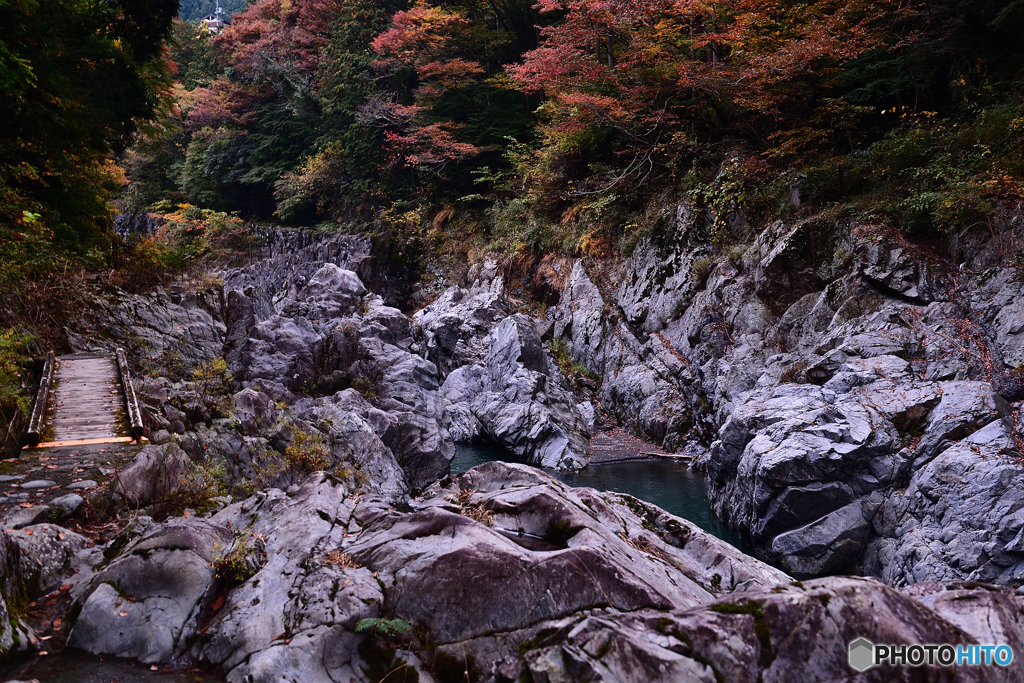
[[450, 443, 754, 554]]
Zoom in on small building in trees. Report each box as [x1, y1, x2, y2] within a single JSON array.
[[201, 2, 228, 33]]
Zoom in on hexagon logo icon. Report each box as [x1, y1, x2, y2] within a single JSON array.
[[848, 638, 875, 672]]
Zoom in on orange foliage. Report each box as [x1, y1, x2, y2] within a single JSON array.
[[509, 0, 908, 138]]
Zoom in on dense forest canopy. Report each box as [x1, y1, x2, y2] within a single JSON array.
[[2, 0, 1024, 277], [0, 0, 178, 268]]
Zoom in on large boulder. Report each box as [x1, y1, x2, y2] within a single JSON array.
[[441, 315, 591, 470], [857, 237, 945, 304], [115, 443, 192, 506], [8, 524, 90, 595], [414, 261, 509, 377], [68, 518, 232, 663], [237, 315, 321, 391], [866, 419, 1024, 586], [283, 263, 366, 321], [318, 321, 454, 488], [771, 495, 882, 578], [493, 576, 1024, 683], [296, 390, 409, 501]]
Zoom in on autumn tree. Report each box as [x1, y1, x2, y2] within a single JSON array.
[[0, 0, 178, 259], [182, 0, 347, 215], [507, 0, 908, 188]]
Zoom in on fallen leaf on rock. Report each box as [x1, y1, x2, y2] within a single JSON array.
[[118, 611, 128, 617], [18, 503, 32, 508], [25, 530, 33, 535]]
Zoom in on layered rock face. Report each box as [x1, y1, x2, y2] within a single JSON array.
[[438, 315, 590, 470], [23, 218, 1024, 681], [62, 464, 1024, 682], [545, 208, 1024, 587]]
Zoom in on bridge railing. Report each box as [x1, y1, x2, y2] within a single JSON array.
[[116, 348, 145, 439], [26, 351, 54, 447]]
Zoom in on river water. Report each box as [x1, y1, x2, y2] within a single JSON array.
[[450, 443, 754, 554]]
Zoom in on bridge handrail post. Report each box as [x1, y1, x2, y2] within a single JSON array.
[[116, 348, 145, 439], [26, 351, 55, 447]]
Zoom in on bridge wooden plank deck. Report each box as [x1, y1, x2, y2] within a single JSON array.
[[1, 353, 144, 527], [50, 355, 122, 442]]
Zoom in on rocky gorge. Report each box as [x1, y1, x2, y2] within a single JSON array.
[[3, 206, 1024, 682]]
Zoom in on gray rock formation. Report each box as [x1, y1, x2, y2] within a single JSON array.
[[0, 524, 88, 656], [544, 206, 1024, 588], [65, 464, 1024, 682], [491, 575, 1024, 683], [67, 463, 787, 681], [441, 315, 590, 470], [414, 260, 508, 377], [115, 443, 192, 506]]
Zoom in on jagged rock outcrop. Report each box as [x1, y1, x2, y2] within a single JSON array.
[[66, 463, 787, 681], [66, 284, 226, 373], [415, 260, 508, 377], [441, 315, 591, 470], [547, 206, 1024, 588]]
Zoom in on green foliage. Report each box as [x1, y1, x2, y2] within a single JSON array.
[[212, 528, 267, 584], [548, 336, 599, 383], [191, 356, 234, 420], [1, 0, 177, 258], [802, 97, 1024, 235], [356, 617, 419, 682], [0, 327, 35, 454], [158, 205, 256, 265], [170, 19, 224, 91], [165, 458, 230, 513], [356, 618, 414, 640], [285, 427, 332, 474]]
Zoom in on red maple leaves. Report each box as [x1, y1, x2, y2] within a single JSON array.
[[508, 0, 907, 139]]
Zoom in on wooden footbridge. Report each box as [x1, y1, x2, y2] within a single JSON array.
[[0, 350, 146, 526], [26, 348, 144, 449]]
